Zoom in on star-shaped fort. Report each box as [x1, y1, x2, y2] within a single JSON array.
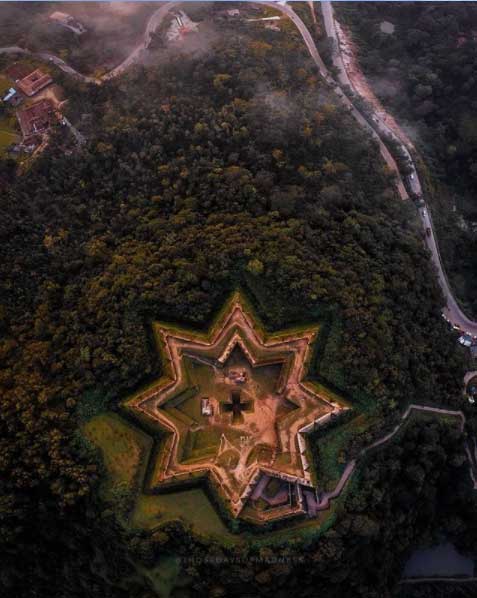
[[122, 293, 350, 524]]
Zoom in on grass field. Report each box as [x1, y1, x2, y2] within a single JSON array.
[[131, 488, 234, 541], [0, 129, 17, 155], [82, 409, 362, 545], [83, 413, 151, 490], [0, 114, 19, 156], [83, 412, 235, 541], [313, 413, 372, 491], [0, 74, 11, 95]]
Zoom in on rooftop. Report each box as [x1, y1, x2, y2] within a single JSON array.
[[16, 99, 55, 142], [17, 69, 53, 97]]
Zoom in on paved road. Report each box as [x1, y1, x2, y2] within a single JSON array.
[[320, 0, 477, 335], [2, 0, 475, 333], [38, 52, 99, 84], [464, 371, 477, 387], [0, 3, 179, 148], [0, 47, 98, 83], [259, 1, 409, 199], [104, 1, 179, 80], [0, 46, 28, 56], [1, 2, 179, 84]]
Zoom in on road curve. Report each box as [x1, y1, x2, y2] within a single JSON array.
[[2, 0, 477, 526], [258, 1, 409, 201], [104, 1, 180, 80], [310, 403, 477, 513], [320, 0, 477, 335], [464, 372, 477, 387], [0, 2, 180, 84], [2, 1, 476, 334], [0, 47, 98, 83]]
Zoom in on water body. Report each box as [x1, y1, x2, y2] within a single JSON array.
[[403, 542, 474, 578]]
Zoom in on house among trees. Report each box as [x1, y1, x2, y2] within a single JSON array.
[[166, 11, 199, 42], [16, 69, 53, 97], [16, 99, 55, 144]]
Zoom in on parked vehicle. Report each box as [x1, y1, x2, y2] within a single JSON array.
[[459, 334, 473, 347]]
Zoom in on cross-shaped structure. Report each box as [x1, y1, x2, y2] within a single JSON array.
[[222, 390, 253, 424]]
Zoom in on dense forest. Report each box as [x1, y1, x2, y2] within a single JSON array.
[[0, 18, 474, 598], [336, 1, 477, 317]]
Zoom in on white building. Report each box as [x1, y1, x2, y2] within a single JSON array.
[[166, 11, 199, 42], [201, 398, 213, 417]]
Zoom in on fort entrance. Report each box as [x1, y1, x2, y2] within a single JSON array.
[[123, 294, 349, 522]]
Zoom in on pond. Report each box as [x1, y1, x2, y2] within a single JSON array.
[[403, 542, 474, 578]]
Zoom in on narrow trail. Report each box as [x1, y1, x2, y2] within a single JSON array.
[[308, 404, 477, 513]]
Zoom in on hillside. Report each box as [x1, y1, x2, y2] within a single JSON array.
[[0, 20, 473, 598]]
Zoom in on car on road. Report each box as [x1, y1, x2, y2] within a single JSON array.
[[459, 334, 473, 347]]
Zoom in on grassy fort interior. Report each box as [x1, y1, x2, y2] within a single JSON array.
[[119, 293, 349, 525]]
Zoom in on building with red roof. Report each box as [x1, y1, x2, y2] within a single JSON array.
[[16, 69, 52, 97], [16, 99, 55, 144]]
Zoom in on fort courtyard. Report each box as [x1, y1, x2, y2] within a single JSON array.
[[123, 294, 349, 523]]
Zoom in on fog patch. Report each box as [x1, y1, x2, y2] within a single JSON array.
[[106, 2, 147, 17], [368, 75, 402, 100], [380, 21, 395, 35], [256, 85, 295, 119]]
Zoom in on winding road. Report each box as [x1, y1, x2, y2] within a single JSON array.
[[306, 403, 477, 514], [2, 5, 475, 355], [0, 46, 98, 83], [2, 0, 477, 516], [0, 2, 180, 84], [260, 1, 410, 201], [103, 1, 179, 80], [319, 0, 477, 335]]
